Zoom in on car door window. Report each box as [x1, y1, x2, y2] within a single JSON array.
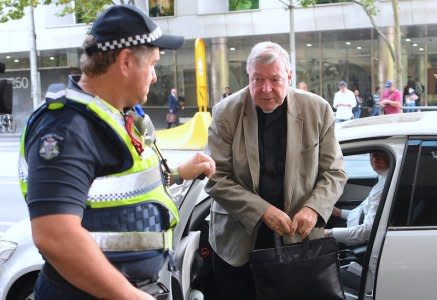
[[410, 141, 437, 226], [390, 139, 437, 227], [344, 153, 377, 179], [336, 154, 377, 210]]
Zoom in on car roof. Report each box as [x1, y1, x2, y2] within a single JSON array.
[[335, 111, 437, 142]]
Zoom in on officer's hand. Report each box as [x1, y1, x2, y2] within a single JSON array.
[[293, 206, 318, 239], [135, 289, 156, 300], [178, 152, 216, 180], [262, 205, 294, 237]]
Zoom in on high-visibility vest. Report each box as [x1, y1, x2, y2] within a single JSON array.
[[19, 85, 179, 251]]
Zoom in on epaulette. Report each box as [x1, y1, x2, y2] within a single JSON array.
[[45, 83, 67, 110]]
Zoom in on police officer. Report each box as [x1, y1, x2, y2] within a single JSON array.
[[19, 5, 215, 300]]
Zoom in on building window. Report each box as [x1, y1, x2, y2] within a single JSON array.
[[149, 0, 175, 17], [229, 0, 259, 11]]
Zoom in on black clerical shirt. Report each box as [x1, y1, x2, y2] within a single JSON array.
[[255, 99, 287, 249]]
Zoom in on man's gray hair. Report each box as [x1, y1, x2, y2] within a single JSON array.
[[246, 41, 291, 74]]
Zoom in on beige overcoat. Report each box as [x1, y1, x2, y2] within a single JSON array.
[[206, 86, 347, 266]]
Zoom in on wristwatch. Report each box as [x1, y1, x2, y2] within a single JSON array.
[[164, 169, 182, 186], [171, 169, 183, 185]]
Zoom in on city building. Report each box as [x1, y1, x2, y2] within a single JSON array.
[[0, 0, 436, 131]]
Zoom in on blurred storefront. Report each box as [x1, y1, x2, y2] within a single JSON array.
[[1, 0, 436, 132]]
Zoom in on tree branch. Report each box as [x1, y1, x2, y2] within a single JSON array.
[[351, 0, 396, 62]]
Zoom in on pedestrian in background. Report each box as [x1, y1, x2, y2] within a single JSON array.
[[361, 90, 374, 118], [206, 41, 347, 300], [404, 88, 418, 113], [297, 81, 308, 91], [332, 80, 356, 122], [380, 80, 402, 114], [353, 89, 362, 119], [19, 5, 215, 300], [371, 86, 381, 116], [222, 86, 232, 99], [167, 87, 180, 128]]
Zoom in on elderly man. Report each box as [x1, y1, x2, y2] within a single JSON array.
[[206, 41, 347, 299], [19, 5, 215, 300]]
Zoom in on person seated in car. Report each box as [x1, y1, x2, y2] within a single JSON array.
[[325, 151, 389, 246]]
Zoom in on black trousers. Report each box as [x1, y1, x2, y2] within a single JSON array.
[[211, 251, 256, 300]]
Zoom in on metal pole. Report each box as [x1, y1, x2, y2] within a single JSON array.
[[289, 0, 296, 89], [29, 6, 41, 110]]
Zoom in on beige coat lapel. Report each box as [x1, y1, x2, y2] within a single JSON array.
[[243, 95, 260, 190], [284, 90, 303, 215]]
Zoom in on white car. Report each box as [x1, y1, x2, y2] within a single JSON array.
[[0, 219, 42, 300], [181, 111, 437, 300], [2, 111, 437, 300]]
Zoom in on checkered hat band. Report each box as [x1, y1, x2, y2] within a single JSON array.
[[97, 27, 162, 51]]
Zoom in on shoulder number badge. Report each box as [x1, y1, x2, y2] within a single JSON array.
[[39, 133, 64, 160]]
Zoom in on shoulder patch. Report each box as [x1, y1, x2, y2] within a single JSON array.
[[39, 133, 64, 160]]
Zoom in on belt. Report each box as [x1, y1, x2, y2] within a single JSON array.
[[90, 230, 173, 251]]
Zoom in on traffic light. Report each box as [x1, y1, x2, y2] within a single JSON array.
[[0, 79, 13, 114]]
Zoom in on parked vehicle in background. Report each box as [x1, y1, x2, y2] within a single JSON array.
[[0, 219, 41, 300], [2, 112, 437, 300]]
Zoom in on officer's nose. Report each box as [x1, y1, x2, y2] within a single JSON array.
[[151, 67, 157, 85]]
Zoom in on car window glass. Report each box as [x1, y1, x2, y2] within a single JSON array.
[[410, 140, 437, 226], [389, 140, 420, 226], [343, 153, 377, 179]]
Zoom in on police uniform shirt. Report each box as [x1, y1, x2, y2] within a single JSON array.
[[25, 81, 129, 219], [25, 76, 166, 277]]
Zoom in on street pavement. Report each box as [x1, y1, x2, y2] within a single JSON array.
[[0, 135, 26, 235]]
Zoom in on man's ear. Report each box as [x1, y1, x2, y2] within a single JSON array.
[[117, 49, 133, 77]]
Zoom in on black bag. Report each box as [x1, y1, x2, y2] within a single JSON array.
[[250, 236, 345, 300]]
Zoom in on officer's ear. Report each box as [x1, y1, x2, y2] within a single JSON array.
[[117, 48, 134, 77]]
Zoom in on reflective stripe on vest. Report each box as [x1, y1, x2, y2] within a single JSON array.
[[90, 229, 173, 251], [18, 130, 28, 198], [19, 86, 180, 250], [87, 158, 162, 204]]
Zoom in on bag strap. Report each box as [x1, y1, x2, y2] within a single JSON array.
[[274, 234, 311, 261], [273, 234, 284, 263]]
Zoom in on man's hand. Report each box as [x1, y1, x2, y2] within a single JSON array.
[[177, 152, 216, 180], [262, 205, 296, 237], [292, 206, 318, 239], [135, 289, 156, 300]]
